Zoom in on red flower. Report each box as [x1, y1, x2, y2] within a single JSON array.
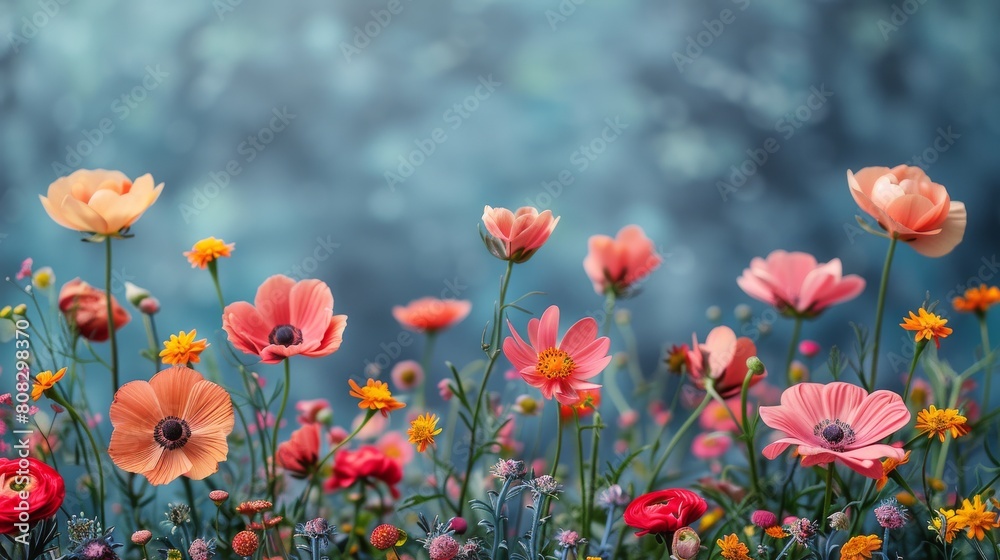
[[623, 489, 708, 537], [558, 389, 601, 421], [0, 458, 65, 534], [58, 278, 130, 342], [277, 423, 320, 478], [324, 445, 403, 498]]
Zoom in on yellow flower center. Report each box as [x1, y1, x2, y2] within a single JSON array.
[[537, 348, 575, 379]]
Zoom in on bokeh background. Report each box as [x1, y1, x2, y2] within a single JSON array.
[[1, 0, 999, 465]]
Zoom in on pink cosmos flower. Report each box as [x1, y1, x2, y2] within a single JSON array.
[[503, 305, 612, 405], [759, 382, 910, 478], [848, 165, 966, 257], [390, 360, 424, 391], [392, 298, 471, 333], [222, 275, 348, 364], [736, 250, 865, 318], [583, 225, 662, 297], [481, 206, 559, 263], [16, 259, 32, 281], [686, 326, 765, 399]]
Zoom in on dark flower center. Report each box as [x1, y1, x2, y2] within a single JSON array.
[[154, 416, 192, 450], [813, 419, 856, 452], [269, 324, 303, 347], [822, 424, 844, 444]]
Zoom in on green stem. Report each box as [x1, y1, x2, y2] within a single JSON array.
[[105, 237, 119, 392], [550, 409, 564, 477], [645, 393, 712, 493], [602, 291, 616, 338], [416, 332, 437, 411], [869, 236, 898, 388], [902, 341, 927, 403], [785, 316, 803, 386], [269, 359, 292, 502], [182, 476, 201, 531], [586, 413, 601, 554], [209, 260, 226, 310], [737, 370, 763, 500], [316, 409, 376, 470], [822, 464, 834, 530], [51, 392, 105, 528], [979, 314, 993, 413], [575, 412, 588, 544]]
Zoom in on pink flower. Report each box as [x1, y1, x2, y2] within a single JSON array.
[[736, 250, 865, 318], [481, 206, 559, 263], [222, 275, 348, 364], [15, 259, 32, 281], [327, 426, 349, 446], [503, 305, 612, 405], [296, 399, 332, 425], [848, 165, 966, 257], [583, 225, 662, 297], [759, 382, 910, 478], [276, 423, 320, 478], [437, 379, 454, 401], [392, 298, 471, 333], [686, 326, 765, 399], [376, 431, 415, 466], [699, 400, 751, 432], [390, 360, 424, 391], [798, 340, 821, 358], [618, 409, 639, 429], [691, 432, 732, 459]]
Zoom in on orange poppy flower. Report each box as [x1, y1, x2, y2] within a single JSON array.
[[108, 366, 234, 485]]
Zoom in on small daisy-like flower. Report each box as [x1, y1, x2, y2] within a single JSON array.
[[875, 450, 910, 491], [915, 405, 970, 442], [235, 499, 273, 516], [31, 368, 66, 400], [900, 307, 952, 348], [874, 498, 909, 529], [370, 524, 402, 550], [349, 378, 406, 417], [427, 534, 460, 560], [130, 530, 152, 546], [787, 518, 817, 545], [407, 413, 443, 452], [953, 285, 1000, 315], [929, 508, 959, 544], [208, 490, 229, 506], [489, 459, 525, 480], [230, 531, 259, 557], [716, 533, 751, 560], [184, 237, 235, 269], [952, 495, 997, 541], [32, 266, 55, 290], [555, 529, 581, 549], [159, 330, 210, 366], [839, 534, 882, 560]]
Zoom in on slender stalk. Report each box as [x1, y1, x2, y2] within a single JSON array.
[[209, 260, 226, 310], [737, 369, 763, 499], [550, 410, 565, 477], [104, 237, 120, 391], [416, 332, 437, 411], [645, 393, 712, 493], [587, 413, 602, 552], [575, 412, 588, 544], [869, 237, 898, 388], [50, 392, 105, 527], [785, 316, 803, 386], [269, 359, 292, 502], [602, 291, 616, 338], [979, 314, 993, 413], [822, 464, 834, 529], [182, 476, 202, 531], [902, 342, 927, 403]]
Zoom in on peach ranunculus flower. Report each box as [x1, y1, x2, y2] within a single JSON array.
[[503, 305, 612, 405], [108, 366, 235, 486], [736, 250, 866, 318], [847, 165, 966, 257], [583, 225, 662, 297], [392, 298, 471, 333], [759, 382, 910, 479], [481, 206, 559, 263], [58, 278, 131, 342], [686, 326, 765, 399], [222, 275, 348, 364], [40, 169, 164, 236]]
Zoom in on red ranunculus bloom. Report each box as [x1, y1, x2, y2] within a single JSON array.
[[58, 278, 130, 342], [324, 445, 403, 498], [623, 488, 708, 537], [277, 423, 321, 479], [0, 458, 65, 534]]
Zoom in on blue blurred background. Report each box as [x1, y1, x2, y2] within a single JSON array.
[[1, 0, 999, 450]]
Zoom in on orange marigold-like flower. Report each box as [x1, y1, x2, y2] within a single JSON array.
[[953, 495, 997, 541], [159, 330, 210, 366], [716, 533, 751, 560], [876, 450, 911, 491], [407, 413, 442, 452], [839, 534, 882, 560], [184, 237, 235, 269], [915, 406, 970, 442], [953, 285, 1000, 314], [900, 308, 952, 348], [349, 378, 405, 417]]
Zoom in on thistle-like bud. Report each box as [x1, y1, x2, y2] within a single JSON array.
[[746, 356, 765, 376]]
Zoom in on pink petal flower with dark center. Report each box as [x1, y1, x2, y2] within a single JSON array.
[[222, 275, 347, 364], [759, 382, 910, 479], [503, 305, 611, 405], [737, 250, 865, 318]]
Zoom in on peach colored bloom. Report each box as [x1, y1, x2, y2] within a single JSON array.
[[276, 423, 320, 478], [108, 366, 234, 485], [692, 432, 732, 460], [222, 275, 347, 364], [392, 298, 471, 333], [40, 169, 163, 235], [503, 305, 612, 405], [848, 165, 966, 257], [759, 382, 910, 479], [481, 206, 559, 263], [686, 326, 765, 399], [390, 360, 424, 391], [376, 431, 415, 465], [699, 399, 751, 432], [583, 225, 662, 297], [58, 278, 130, 342], [737, 250, 865, 318]]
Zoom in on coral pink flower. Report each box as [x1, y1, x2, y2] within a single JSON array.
[[686, 326, 765, 399], [699, 400, 751, 432], [737, 251, 865, 318], [503, 305, 612, 405], [222, 275, 347, 364], [691, 432, 732, 460], [759, 382, 910, 478], [58, 278, 130, 342], [376, 431, 415, 466], [481, 206, 559, 263], [324, 445, 403, 498], [295, 399, 332, 425], [276, 423, 320, 478], [392, 298, 471, 333], [40, 169, 163, 236], [15, 258, 32, 281], [583, 225, 662, 297], [848, 165, 966, 257], [390, 360, 424, 391], [559, 388, 601, 421]]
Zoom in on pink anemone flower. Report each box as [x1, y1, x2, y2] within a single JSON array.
[[736, 250, 865, 318]]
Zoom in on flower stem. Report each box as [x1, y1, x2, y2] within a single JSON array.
[[575, 412, 588, 544], [209, 260, 226, 310], [602, 291, 616, 338], [822, 464, 834, 529], [645, 393, 712, 493], [269, 359, 292, 502], [737, 370, 763, 500], [182, 476, 202, 531], [869, 236, 898, 388], [979, 314, 993, 412], [51, 392, 105, 528], [785, 316, 803, 386], [902, 341, 927, 403], [416, 332, 437, 411], [587, 413, 602, 551], [105, 237, 119, 392]]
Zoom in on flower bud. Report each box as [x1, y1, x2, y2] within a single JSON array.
[[746, 356, 765, 376], [751, 509, 778, 528], [124, 282, 150, 306], [12, 304, 26, 316], [671, 527, 701, 560], [827, 511, 849, 531], [0, 306, 11, 319], [798, 339, 821, 358], [447, 516, 468, 535], [734, 303, 752, 322], [138, 296, 161, 315]]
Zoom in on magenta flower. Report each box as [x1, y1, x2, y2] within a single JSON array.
[[222, 275, 348, 364], [503, 305, 611, 405], [736, 250, 865, 318], [759, 382, 910, 479]]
